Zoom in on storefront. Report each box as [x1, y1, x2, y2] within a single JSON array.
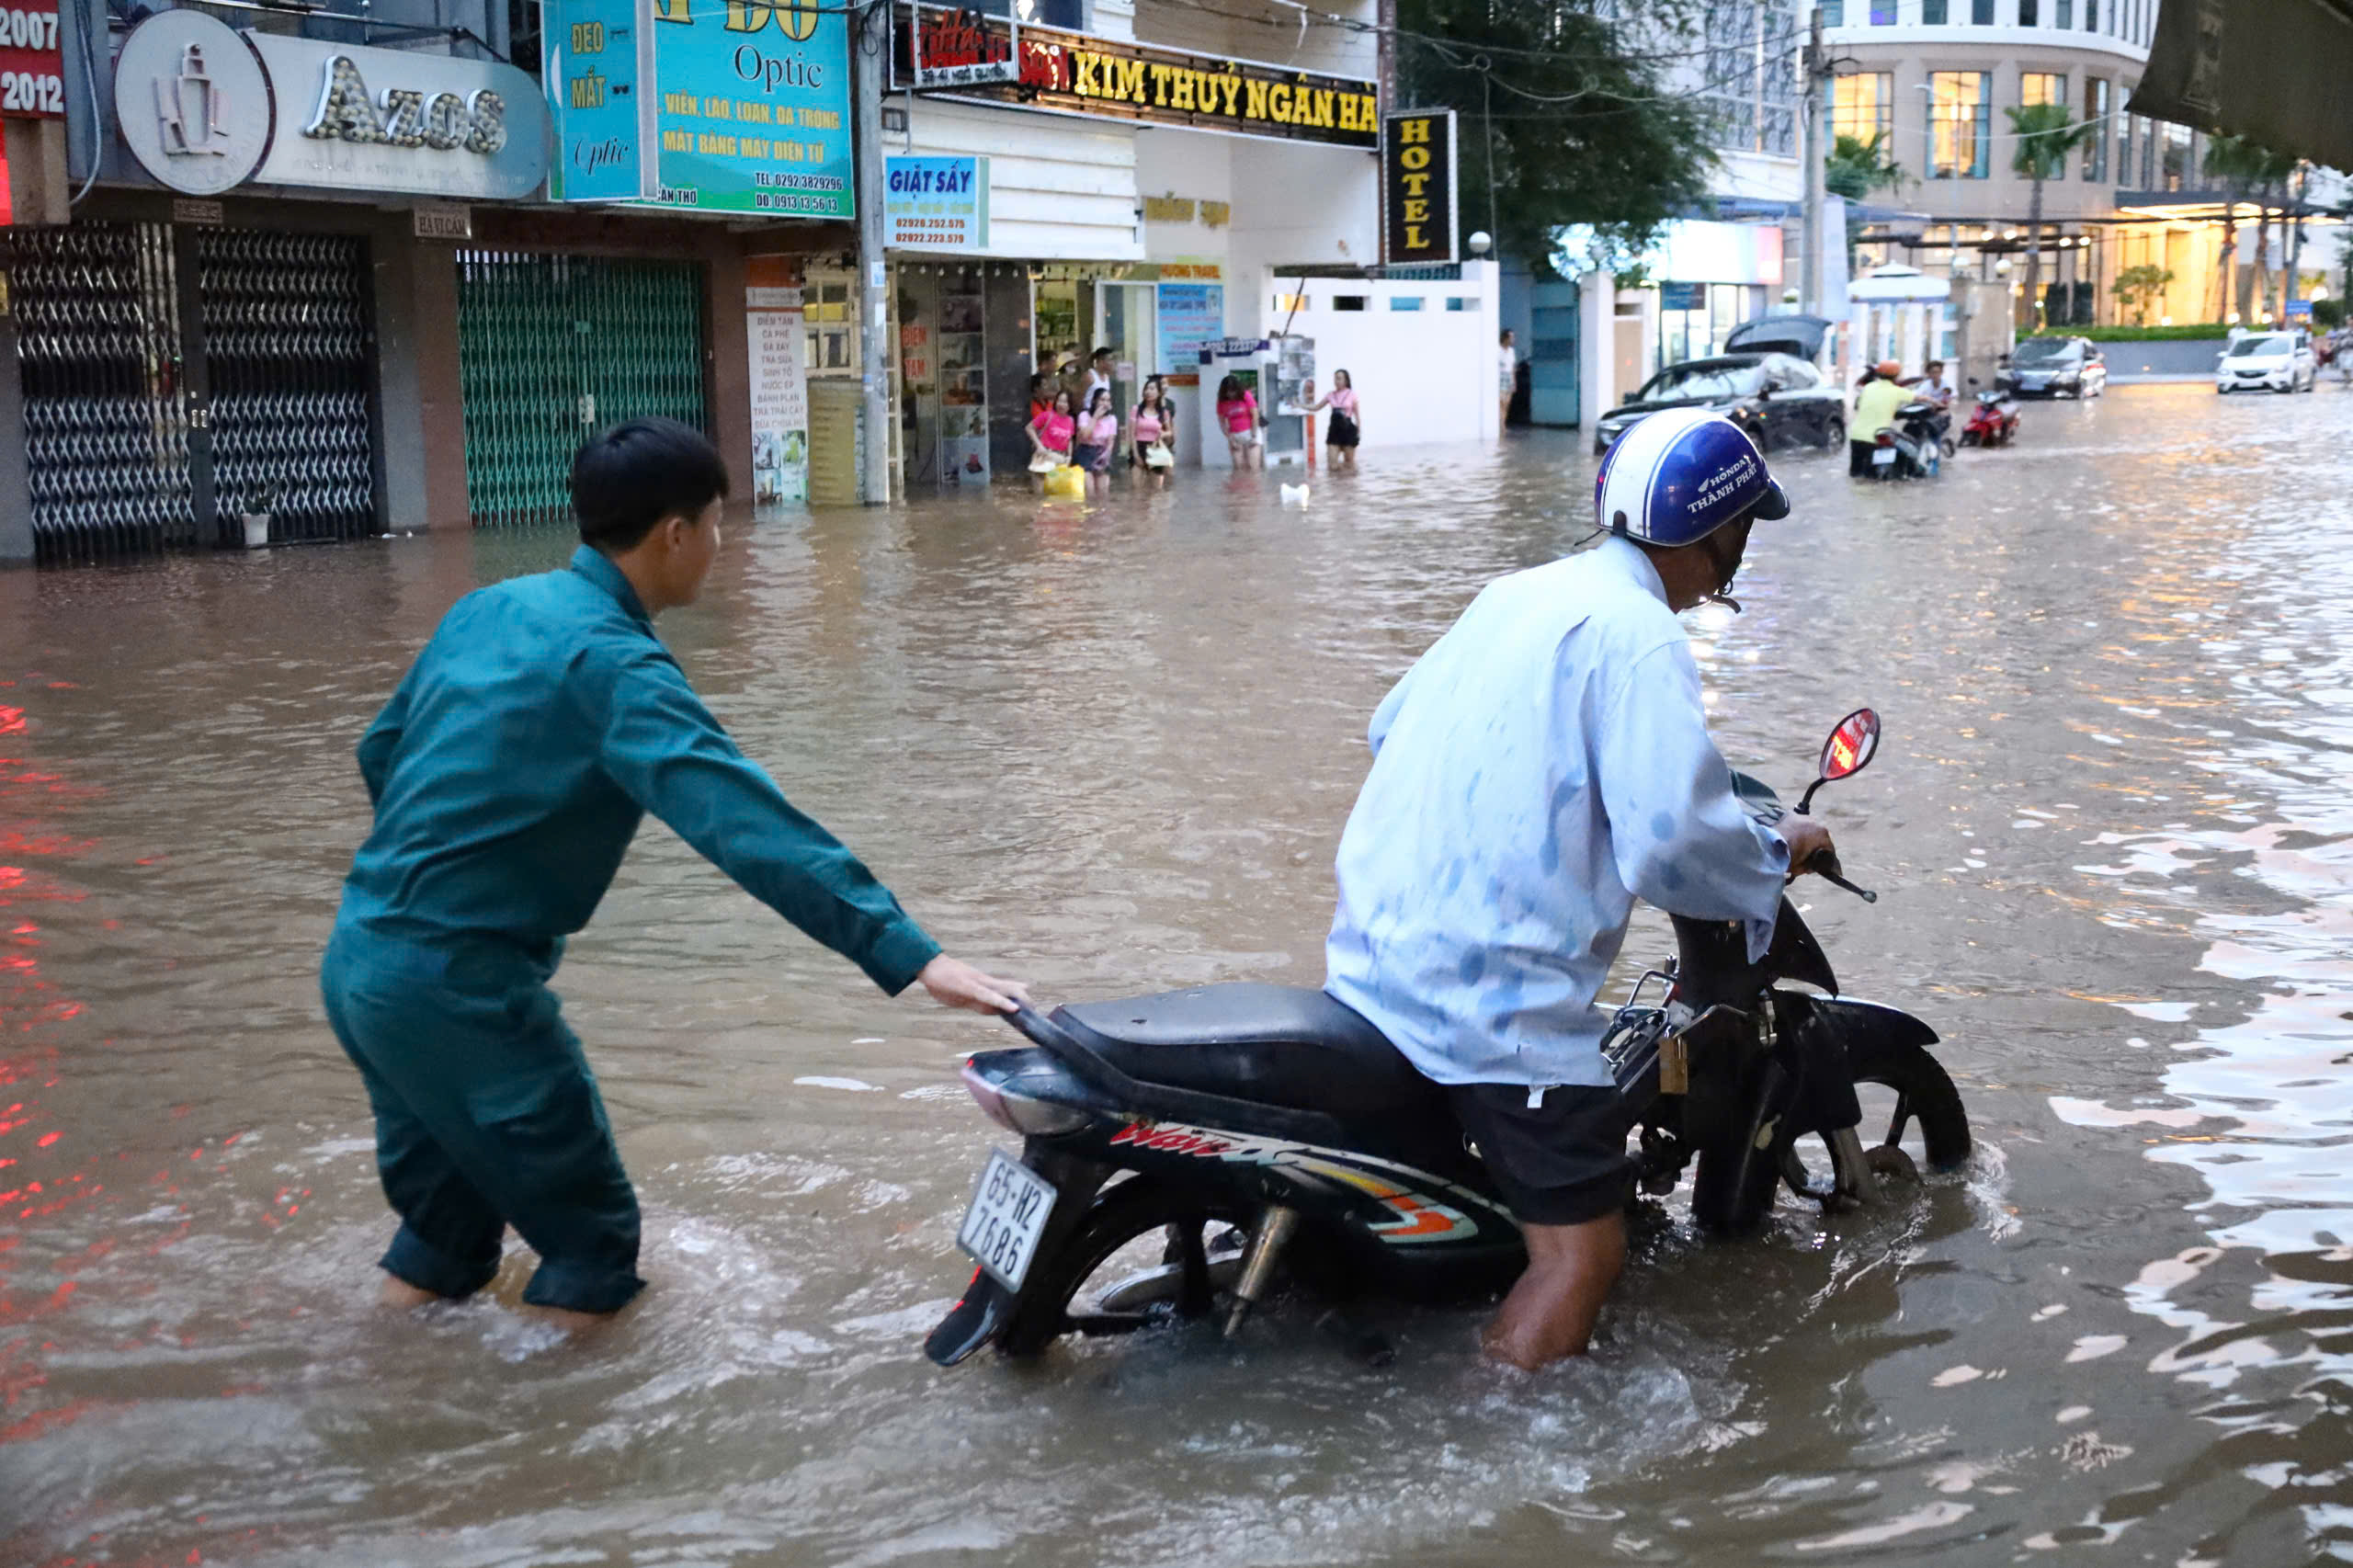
[[884, 2, 1380, 483], [1647, 219, 1789, 368]]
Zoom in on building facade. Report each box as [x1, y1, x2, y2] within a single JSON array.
[[1823, 0, 2324, 330]]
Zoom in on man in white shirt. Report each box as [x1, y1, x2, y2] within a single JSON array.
[[1324, 408, 1830, 1369], [1497, 328, 1518, 434]]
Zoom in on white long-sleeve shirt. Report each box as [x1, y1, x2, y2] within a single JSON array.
[[1324, 537, 1790, 1088]]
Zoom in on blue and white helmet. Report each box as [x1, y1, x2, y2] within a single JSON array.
[[1594, 407, 1790, 547]]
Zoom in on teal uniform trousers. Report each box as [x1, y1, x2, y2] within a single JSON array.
[[324, 546, 940, 1312]]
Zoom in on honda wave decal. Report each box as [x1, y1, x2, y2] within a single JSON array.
[[1107, 1118, 1507, 1244]]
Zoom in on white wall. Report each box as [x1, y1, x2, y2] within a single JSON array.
[[1132, 0, 1376, 78], [1277, 262, 1502, 448], [1225, 139, 1381, 339], [1135, 126, 1233, 267], [902, 100, 1141, 261]]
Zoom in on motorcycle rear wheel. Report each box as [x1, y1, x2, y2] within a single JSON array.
[[1690, 1036, 1971, 1234], [995, 1176, 1250, 1358]]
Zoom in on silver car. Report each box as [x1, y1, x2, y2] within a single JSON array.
[[2216, 330, 2318, 393]]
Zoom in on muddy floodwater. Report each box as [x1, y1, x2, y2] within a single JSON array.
[[6, 383, 2353, 1565]]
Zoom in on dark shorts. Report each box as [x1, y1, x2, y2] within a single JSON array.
[[1074, 442, 1108, 472], [1449, 1083, 1632, 1227], [321, 931, 644, 1314], [1326, 412, 1359, 449]]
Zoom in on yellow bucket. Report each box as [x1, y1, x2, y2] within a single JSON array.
[[1042, 464, 1086, 500]]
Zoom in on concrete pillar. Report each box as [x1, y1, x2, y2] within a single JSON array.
[[702, 238, 754, 501], [372, 219, 472, 531], [1578, 268, 1614, 426], [0, 305, 29, 565]]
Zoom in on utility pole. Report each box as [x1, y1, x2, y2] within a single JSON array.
[[854, 0, 892, 506], [2285, 162, 2309, 321], [1800, 7, 1830, 317]]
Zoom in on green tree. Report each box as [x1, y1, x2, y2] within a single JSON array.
[[1397, 0, 1717, 269], [2112, 262, 2174, 327], [2203, 132, 2273, 322], [1825, 131, 1904, 267], [2006, 103, 2097, 330]]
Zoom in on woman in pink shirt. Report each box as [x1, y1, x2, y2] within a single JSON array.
[[1074, 387, 1120, 498], [1308, 369, 1361, 470], [1027, 387, 1075, 492], [1131, 377, 1176, 489], [1214, 375, 1263, 471]]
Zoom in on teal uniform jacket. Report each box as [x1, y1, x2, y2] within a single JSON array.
[[322, 545, 940, 1312], [335, 544, 942, 990]]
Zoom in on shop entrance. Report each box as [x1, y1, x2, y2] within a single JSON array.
[[1527, 278, 1581, 427], [455, 252, 708, 527], [1099, 282, 1157, 428], [12, 222, 380, 565]]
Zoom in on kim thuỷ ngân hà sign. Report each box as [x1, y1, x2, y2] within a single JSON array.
[[1381, 109, 1456, 266], [892, 3, 1377, 147], [545, 0, 853, 215]]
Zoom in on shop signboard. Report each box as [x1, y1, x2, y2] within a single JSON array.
[[114, 11, 272, 195], [884, 154, 987, 250], [1381, 108, 1456, 267], [0, 0, 64, 118], [890, 4, 1377, 148], [908, 4, 1017, 88], [247, 34, 550, 199], [1155, 278, 1223, 383], [746, 254, 810, 505], [546, 0, 853, 215]]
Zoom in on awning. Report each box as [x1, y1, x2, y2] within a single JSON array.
[[2131, 0, 2353, 169]]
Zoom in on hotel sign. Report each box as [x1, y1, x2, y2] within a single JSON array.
[[892, 4, 1377, 148], [1381, 108, 1456, 266]]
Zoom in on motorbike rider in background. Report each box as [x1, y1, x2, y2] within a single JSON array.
[[1848, 359, 1909, 478], [1324, 409, 1833, 1369]]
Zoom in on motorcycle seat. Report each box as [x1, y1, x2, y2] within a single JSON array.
[[1053, 983, 1448, 1125]]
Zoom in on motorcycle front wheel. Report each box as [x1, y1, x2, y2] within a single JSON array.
[[1690, 1036, 1972, 1233], [994, 1176, 1251, 1358]]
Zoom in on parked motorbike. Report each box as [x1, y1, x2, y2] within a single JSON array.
[[1865, 401, 1952, 480], [1960, 386, 2020, 449], [926, 710, 1973, 1368]]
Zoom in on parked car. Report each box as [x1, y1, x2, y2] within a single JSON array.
[[2215, 329, 2317, 393], [1593, 353, 1845, 456], [1998, 336, 2108, 399]]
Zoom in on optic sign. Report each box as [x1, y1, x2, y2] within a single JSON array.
[[0, 0, 63, 119], [1381, 109, 1457, 267], [544, 0, 854, 216], [890, 3, 1379, 148], [247, 34, 551, 199]]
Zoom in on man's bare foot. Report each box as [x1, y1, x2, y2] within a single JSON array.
[[379, 1276, 442, 1311]]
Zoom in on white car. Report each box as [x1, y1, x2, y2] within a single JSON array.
[[2217, 330, 2317, 393]]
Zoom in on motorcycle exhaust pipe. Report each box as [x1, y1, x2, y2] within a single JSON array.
[[1224, 1204, 1300, 1337]]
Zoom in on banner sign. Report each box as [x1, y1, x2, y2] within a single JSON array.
[[884, 153, 987, 249], [1381, 108, 1456, 266], [248, 34, 550, 199], [892, 4, 1377, 148], [1155, 279, 1223, 373], [745, 255, 809, 504], [908, 5, 1017, 88], [0, 0, 63, 118], [547, 0, 853, 214]]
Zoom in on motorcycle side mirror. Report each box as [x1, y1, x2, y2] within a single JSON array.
[[1796, 708, 1881, 814]]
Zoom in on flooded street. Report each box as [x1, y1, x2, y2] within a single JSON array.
[[8, 381, 2353, 1564]]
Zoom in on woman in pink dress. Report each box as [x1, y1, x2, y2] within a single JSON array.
[[1074, 387, 1120, 498], [1131, 377, 1176, 489]]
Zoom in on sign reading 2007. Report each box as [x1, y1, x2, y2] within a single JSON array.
[[543, 0, 855, 214]]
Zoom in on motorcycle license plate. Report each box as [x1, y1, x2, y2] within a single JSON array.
[[957, 1149, 1057, 1290], [1872, 447, 1897, 466]]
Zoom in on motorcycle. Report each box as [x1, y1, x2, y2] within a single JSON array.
[[1960, 386, 2020, 449], [926, 710, 1973, 1368], [1864, 400, 1952, 480]]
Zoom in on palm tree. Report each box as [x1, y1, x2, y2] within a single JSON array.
[[1825, 131, 1905, 268], [2006, 103, 2097, 331], [2203, 133, 2270, 322], [2247, 146, 2299, 321]]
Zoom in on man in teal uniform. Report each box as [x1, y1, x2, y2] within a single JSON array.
[[323, 417, 1024, 1328]]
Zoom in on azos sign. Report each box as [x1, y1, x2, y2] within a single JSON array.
[[248, 34, 551, 199]]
